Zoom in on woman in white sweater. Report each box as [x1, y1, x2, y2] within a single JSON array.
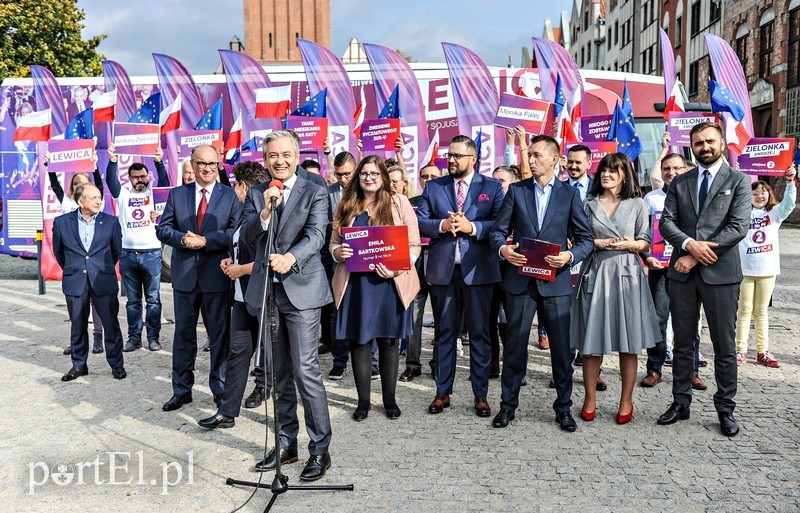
[[735, 165, 797, 367]]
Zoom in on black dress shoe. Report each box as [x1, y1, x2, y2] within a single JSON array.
[[718, 412, 740, 437], [162, 393, 193, 411], [352, 401, 370, 421], [255, 446, 299, 472], [198, 413, 235, 429], [299, 452, 331, 481], [213, 394, 222, 407], [399, 367, 421, 382], [556, 411, 577, 432], [244, 386, 265, 409], [63, 345, 72, 355], [385, 404, 402, 420], [111, 366, 127, 380], [596, 377, 608, 391], [492, 408, 515, 428], [318, 343, 332, 355], [148, 340, 162, 351], [657, 403, 691, 425], [92, 334, 104, 354], [488, 371, 500, 379], [61, 366, 88, 382], [123, 340, 141, 352]]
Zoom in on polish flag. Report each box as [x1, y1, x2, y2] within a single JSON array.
[[662, 81, 685, 120], [557, 88, 581, 143], [721, 112, 751, 155], [352, 85, 366, 137], [159, 93, 182, 134], [14, 108, 52, 142], [224, 111, 243, 161], [255, 85, 291, 118], [93, 90, 117, 122], [422, 128, 440, 165]]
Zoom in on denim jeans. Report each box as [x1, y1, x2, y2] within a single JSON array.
[[120, 248, 162, 342]]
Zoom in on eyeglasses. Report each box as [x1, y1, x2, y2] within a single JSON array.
[[445, 153, 475, 160], [193, 161, 219, 169], [420, 174, 438, 180], [129, 175, 149, 182], [661, 166, 686, 172], [390, 178, 404, 184], [334, 172, 352, 178], [359, 172, 380, 180]]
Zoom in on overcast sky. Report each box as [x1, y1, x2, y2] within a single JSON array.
[[79, 0, 573, 76]]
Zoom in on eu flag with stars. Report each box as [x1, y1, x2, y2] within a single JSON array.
[[621, 80, 635, 127], [291, 89, 327, 117], [606, 102, 642, 161], [195, 98, 223, 130], [129, 92, 161, 123], [708, 79, 745, 122], [378, 85, 401, 119], [226, 136, 259, 165], [66, 108, 94, 140], [553, 74, 566, 119]]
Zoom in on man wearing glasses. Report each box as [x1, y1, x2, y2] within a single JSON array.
[[157, 144, 241, 412], [416, 135, 505, 418], [106, 144, 169, 353]]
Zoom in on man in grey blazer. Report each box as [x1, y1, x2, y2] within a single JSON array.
[[240, 130, 334, 481], [657, 122, 751, 437]]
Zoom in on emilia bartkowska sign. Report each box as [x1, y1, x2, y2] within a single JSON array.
[[341, 225, 411, 272]]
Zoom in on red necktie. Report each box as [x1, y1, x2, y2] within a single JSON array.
[[197, 188, 208, 230], [456, 179, 466, 210]]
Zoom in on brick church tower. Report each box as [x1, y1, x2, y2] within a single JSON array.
[[243, 0, 331, 63]]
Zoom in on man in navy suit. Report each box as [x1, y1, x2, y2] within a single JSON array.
[[156, 144, 241, 411], [416, 135, 505, 418], [489, 135, 593, 431], [53, 184, 126, 381]]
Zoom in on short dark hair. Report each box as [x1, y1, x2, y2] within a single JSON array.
[[689, 121, 724, 141], [384, 158, 399, 168], [128, 163, 147, 175], [530, 135, 560, 156], [587, 152, 642, 200], [300, 159, 321, 172], [333, 151, 356, 168], [567, 144, 592, 160], [450, 135, 477, 154], [232, 161, 268, 187], [419, 164, 440, 177], [661, 153, 687, 167]]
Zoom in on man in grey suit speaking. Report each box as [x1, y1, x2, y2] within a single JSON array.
[[241, 130, 334, 480], [657, 121, 751, 437]]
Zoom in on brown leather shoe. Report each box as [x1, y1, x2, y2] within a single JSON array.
[[428, 393, 450, 414], [691, 374, 708, 390], [639, 371, 662, 388], [538, 334, 550, 350], [474, 396, 491, 417]]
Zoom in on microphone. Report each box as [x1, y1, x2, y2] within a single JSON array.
[[268, 179, 284, 209]]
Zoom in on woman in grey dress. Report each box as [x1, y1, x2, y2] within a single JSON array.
[[571, 153, 660, 425]]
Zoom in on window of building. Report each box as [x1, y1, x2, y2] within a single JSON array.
[[690, 1, 701, 35], [710, 1, 721, 23], [627, 19, 633, 43], [608, 29, 613, 50], [587, 44, 591, 66], [269, 33, 273, 48], [789, 6, 800, 88], [675, 16, 683, 46], [759, 20, 774, 78], [688, 60, 699, 97], [581, 47, 585, 67], [786, 88, 800, 135], [584, 10, 589, 30], [614, 21, 619, 44]]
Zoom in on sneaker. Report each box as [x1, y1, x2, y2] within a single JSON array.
[[456, 338, 464, 357], [328, 366, 345, 380], [756, 352, 781, 368], [698, 352, 708, 367], [736, 352, 747, 366], [664, 350, 673, 366]]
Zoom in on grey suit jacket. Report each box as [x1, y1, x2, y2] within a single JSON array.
[[241, 175, 333, 314], [660, 163, 751, 284]]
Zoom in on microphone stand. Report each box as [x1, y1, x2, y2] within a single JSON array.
[[225, 194, 353, 512]]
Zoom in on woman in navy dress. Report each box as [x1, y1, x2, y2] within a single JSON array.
[[330, 156, 421, 421]]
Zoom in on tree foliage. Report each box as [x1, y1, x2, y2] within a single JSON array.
[[0, 0, 106, 80], [395, 49, 416, 63]]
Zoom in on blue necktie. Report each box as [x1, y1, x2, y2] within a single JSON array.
[[698, 170, 710, 209]]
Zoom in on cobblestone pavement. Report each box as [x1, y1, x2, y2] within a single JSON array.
[[1, 229, 799, 513]]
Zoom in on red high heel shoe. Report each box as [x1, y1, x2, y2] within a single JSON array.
[[616, 404, 634, 425], [580, 409, 595, 422]]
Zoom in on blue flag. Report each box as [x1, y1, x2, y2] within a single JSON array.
[[607, 102, 642, 162], [708, 79, 745, 122], [226, 136, 259, 165], [291, 89, 327, 117], [129, 92, 161, 124], [794, 148, 800, 167], [553, 74, 566, 119], [473, 129, 482, 171], [621, 80, 635, 127], [195, 98, 223, 130], [66, 108, 94, 140], [378, 85, 401, 119]]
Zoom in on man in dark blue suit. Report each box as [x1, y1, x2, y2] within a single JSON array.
[[416, 135, 505, 418], [489, 135, 593, 432], [53, 184, 126, 381], [156, 144, 241, 411]]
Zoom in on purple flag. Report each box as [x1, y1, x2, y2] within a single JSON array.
[[659, 29, 677, 108], [298, 39, 357, 160], [363, 43, 430, 186], [102, 60, 137, 122], [441, 42, 503, 175], [218, 49, 279, 144], [705, 34, 754, 138], [531, 37, 584, 114], [30, 66, 67, 137]]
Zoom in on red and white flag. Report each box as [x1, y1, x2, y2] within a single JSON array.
[[14, 108, 52, 142], [422, 128, 440, 165], [255, 85, 291, 118], [224, 110, 243, 161], [352, 85, 366, 137], [557, 88, 581, 143], [663, 80, 685, 120], [93, 90, 117, 122], [721, 112, 751, 155], [159, 93, 182, 134]]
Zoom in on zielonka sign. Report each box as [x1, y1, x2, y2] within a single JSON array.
[[666, 112, 719, 147], [46, 139, 94, 173], [738, 138, 797, 176], [113, 123, 160, 156], [493, 94, 553, 135], [177, 130, 223, 155]]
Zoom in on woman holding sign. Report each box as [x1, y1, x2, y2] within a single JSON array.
[[735, 165, 797, 368], [571, 153, 659, 425], [330, 155, 421, 421]]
